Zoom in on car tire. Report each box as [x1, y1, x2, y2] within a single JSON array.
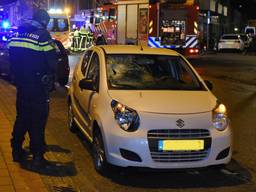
[[92, 130, 109, 175], [67, 103, 77, 133]]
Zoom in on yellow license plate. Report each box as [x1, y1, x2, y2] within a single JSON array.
[[159, 140, 204, 151]]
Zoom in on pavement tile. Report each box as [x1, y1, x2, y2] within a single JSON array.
[[0, 169, 9, 177], [0, 136, 11, 143], [20, 170, 41, 180], [32, 188, 48, 192], [26, 179, 46, 189], [0, 157, 6, 169], [6, 164, 20, 172], [0, 125, 10, 132], [0, 176, 12, 185], [10, 172, 28, 188], [0, 185, 15, 192], [15, 188, 31, 192], [0, 80, 48, 191], [0, 145, 12, 154], [12, 180, 28, 190], [2, 153, 13, 164]]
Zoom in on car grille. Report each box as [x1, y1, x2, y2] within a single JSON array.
[[147, 129, 211, 163]]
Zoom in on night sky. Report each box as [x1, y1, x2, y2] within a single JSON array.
[[230, 0, 256, 19]]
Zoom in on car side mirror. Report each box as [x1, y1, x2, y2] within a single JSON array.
[[204, 80, 213, 90], [79, 78, 94, 90]]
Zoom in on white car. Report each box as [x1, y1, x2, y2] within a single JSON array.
[[68, 45, 232, 174], [218, 34, 245, 51]]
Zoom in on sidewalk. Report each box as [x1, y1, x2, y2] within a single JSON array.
[[0, 80, 48, 192]]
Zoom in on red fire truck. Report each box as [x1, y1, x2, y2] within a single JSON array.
[[89, 0, 200, 56], [148, 0, 200, 55], [88, 0, 149, 46]]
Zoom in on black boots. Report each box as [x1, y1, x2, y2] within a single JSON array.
[[12, 149, 29, 162], [31, 155, 52, 170]]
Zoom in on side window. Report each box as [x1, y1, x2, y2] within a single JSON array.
[[81, 50, 92, 76], [86, 53, 100, 90], [109, 8, 116, 20]]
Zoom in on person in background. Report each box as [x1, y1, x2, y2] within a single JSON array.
[[79, 25, 89, 51]]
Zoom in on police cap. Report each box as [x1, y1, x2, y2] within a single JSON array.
[[33, 9, 50, 27]]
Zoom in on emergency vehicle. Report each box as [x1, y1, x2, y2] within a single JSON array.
[[88, 0, 149, 46], [245, 20, 256, 37], [47, 9, 71, 48], [89, 0, 200, 56], [148, 0, 200, 55]]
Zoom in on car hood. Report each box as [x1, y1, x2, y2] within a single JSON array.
[[108, 90, 217, 114]]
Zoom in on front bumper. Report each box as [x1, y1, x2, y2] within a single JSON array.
[[104, 112, 232, 169]]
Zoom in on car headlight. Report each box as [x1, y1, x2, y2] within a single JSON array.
[[212, 103, 229, 131], [111, 100, 140, 132]]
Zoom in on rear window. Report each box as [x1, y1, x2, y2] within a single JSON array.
[[245, 28, 255, 34], [222, 35, 239, 40]]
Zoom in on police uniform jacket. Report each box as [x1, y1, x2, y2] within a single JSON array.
[[8, 20, 57, 86]]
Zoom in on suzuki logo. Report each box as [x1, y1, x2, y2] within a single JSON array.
[[176, 119, 185, 128]]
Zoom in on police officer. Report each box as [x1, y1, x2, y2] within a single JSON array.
[[8, 9, 58, 169]]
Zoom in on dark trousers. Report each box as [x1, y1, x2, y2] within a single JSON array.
[[11, 85, 49, 156]]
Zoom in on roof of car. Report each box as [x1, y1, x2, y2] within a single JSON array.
[[222, 34, 239, 36], [97, 45, 180, 56]]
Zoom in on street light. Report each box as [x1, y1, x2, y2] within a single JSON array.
[[64, 7, 70, 14]]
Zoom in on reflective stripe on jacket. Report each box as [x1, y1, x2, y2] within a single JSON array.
[[8, 20, 58, 85]]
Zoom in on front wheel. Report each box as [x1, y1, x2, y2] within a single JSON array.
[[67, 103, 77, 133], [92, 131, 109, 175]]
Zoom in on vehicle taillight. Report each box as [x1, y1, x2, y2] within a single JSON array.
[[189, 49, 194, 54], [189, 48, 199, 54]]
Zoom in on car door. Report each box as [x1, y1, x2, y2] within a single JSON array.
[[72, 50, 93, 129], [74, 51, 100, 138], [54, 40, 70, 86]]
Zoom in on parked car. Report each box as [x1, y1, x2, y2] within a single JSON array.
[[218, 34, 245, 52], [245, 26, 256, 37], [0, 32, 11, 78], [0, 38, 70, 86], [54, 39, 70, 86], [68, 45, 232, 174]]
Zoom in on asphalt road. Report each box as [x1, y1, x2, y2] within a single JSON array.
[[31, 52, 256, 191]]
